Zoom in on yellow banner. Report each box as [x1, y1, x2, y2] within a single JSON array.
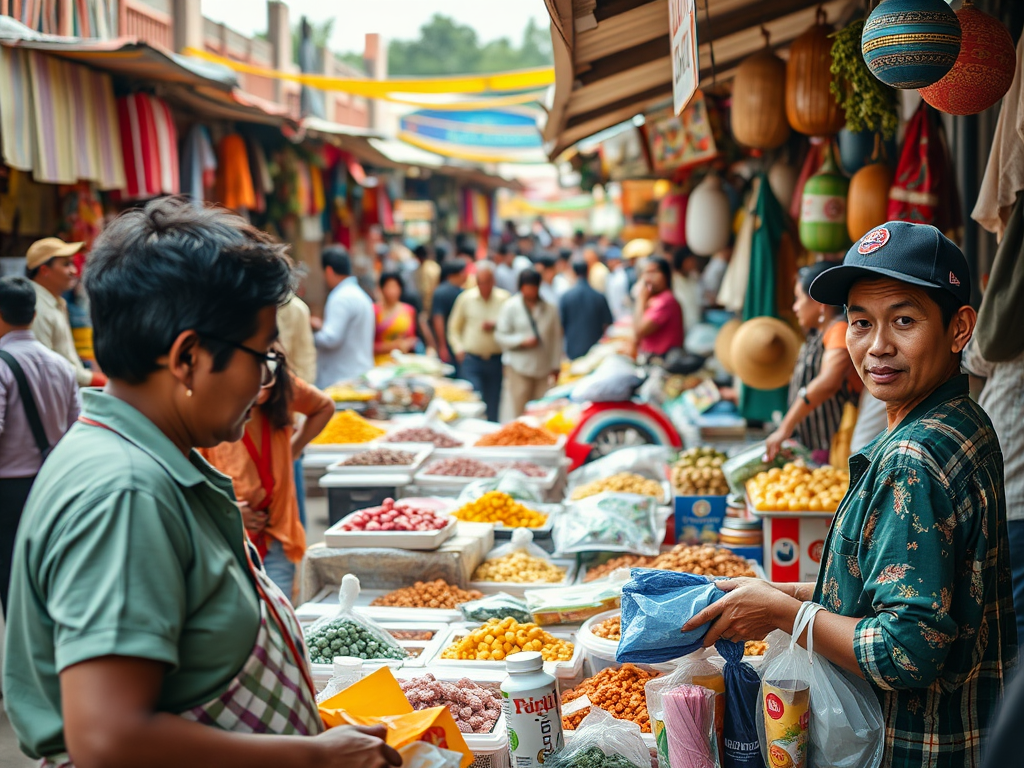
[[184, 47, 554, 96]]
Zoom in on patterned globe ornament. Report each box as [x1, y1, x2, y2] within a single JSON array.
[[861, 0, 962, 89], [919, 1, 1015, 115]]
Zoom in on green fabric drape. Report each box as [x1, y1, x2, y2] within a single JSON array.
[[740, 172, 790, 422]]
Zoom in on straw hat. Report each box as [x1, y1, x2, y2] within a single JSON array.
[[714, 318, 742, 374], [730, 317, 802, 390], [622, 238, 655, 261]]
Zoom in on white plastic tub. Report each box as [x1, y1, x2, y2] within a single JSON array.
[[576, 609, 621, 674]]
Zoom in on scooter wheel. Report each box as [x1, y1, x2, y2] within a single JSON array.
[[587, 423, 657, 462]]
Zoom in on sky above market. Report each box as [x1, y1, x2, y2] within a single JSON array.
[[201, 0, 550, 59]]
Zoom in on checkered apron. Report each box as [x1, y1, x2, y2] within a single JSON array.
[[41, 419, 324, 767]]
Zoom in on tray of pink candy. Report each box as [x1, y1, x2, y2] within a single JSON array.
[[324, 497, 457, 551]]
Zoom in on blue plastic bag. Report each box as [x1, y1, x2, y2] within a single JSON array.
[[616, 569, 728, 664], [716, 640, 763, 768]]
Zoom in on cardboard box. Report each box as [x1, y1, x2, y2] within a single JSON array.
[[757, 512, 833, 582], [674, 495, 728, 544]]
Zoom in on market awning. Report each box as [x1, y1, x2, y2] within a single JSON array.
[[542, 0, 860, 158]]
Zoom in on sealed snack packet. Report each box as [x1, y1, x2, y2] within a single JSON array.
[[459, 592, 533, 624], [555, 492, 662, 556]]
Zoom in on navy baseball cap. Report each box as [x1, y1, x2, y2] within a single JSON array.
[[808, 221, 970, 307]]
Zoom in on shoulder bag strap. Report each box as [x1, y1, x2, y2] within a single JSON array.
[[524, 298, 542, 346], [0, 350, 50, 457]]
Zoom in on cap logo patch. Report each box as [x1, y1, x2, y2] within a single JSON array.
[[950, 272, 961, 287], [858, 227, 890, 255]]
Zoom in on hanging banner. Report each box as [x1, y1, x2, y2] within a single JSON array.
[[646, 91, 717, 174], [668, 0, 699, 114]]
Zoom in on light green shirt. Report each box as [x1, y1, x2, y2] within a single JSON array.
[[2, 390, 260, 759]]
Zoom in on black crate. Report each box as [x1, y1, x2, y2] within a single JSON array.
[[326, 485, 402, 526]]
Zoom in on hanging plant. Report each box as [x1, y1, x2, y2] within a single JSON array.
[[829, 19, 899, 139]]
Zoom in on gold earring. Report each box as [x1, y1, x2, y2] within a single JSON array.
[[186, 389, 193, 397]]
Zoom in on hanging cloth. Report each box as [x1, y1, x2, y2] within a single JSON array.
[[377, 184, 394, 230], [717, 176, 760, 313], [0, 48, 36, 173], [241, 412, 274, 561], [308, 162, 325, 216], [975, 190, 1024, 361], [28, 51, 76, 185], [215, 133, 257, 212], [148, 95, 179, 195], [180, 124, 217, 202], [740, 173, 789, 423], [87, 67, 126, 191], [972, 34, 1024, 241], [790, 141, 825, 224], [117, 93, 161, 199]]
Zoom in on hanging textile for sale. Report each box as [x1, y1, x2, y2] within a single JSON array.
[[180, 124, 217, 202], [215, 133, 257, 212], [58, 183, 104, 271], [473, 189, 490, 232], [717, 176, 760, 313], [0, 168, 58, 236], [975, 190, 1024, 362], [0, 47, 36, 173], [149, 96, 179, 195], [790, 141, 825, 224], [83, 67, 125, 190], [377, 185, 394, 230], [887, 102, 961, 234], [28, 51, 76, 185], [118, 93, 161, 199], [245, 136, 273, 213], [972, 34, 1024, 241], [740, 172, 789, 423], [308, 162, 325, 216]]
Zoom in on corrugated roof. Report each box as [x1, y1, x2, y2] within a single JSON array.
[[543, 0, 861, 158]]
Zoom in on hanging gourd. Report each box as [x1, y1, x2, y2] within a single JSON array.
[[918, 0, 1015, 115], [731, 32, 790, 150], [838, 128, 897, 175], [847, 135, 894, 240], [786, 11, 845, 136], [861, 0, 962, 89], [685, 174, 731, 256], [768, 159, 798, 214], [800, 141, 849, 253], [658, 191, 688, 247]]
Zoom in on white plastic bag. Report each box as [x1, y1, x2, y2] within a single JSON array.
[[547, 706, 651, 768], [757, 603, 884, 768], [555, 492, 662, 556], [398, 742, 463, 768], [484, 528, 550, 561], [566, 445, 671, 504], [456, 472, 545, 505], [303, 574, 406, 664], [646, 649, 725, 768]]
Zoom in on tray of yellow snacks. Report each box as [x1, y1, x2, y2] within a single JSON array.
[[468, 532, 576, 596], [568, 472, 671, 505], [745, 462, 850, 513], [449, 490, 557, 535], [307, 410, 387, 452], [432, 618, 584, 689]]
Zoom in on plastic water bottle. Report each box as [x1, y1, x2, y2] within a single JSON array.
[[501, 651, 563, 767], [315, 656, 364, 704]]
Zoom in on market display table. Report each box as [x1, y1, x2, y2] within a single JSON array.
[[298, 521, 494, 604]]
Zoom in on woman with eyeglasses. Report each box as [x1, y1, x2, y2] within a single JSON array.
[[200, 348, 333, 598], [764, 260, 861, 465], [2, 198, 401, 768]]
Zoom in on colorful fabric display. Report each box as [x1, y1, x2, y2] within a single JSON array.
[[215, 133, 257, 212]]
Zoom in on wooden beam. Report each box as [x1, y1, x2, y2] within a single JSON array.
[[566, 82, 674, 130], [696, 0, 822, 43], [578, 35, 670, 86], [568, 55, 672, 116], [575, 1, 668, 65], [594, 0, 657, 24]]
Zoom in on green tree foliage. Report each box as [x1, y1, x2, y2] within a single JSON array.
[[386, 14, 552, 76]]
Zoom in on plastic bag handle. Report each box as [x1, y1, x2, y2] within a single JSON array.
[[338, 573, 360, 612], [788, 601, 825, 662]]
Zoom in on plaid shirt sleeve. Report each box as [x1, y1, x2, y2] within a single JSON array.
[[851, 448, 961, 690]]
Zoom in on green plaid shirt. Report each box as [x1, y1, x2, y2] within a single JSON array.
[[813, 375, 1017, 768]]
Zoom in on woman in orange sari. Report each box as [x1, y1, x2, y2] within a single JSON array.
[[373, 271, 418, 365], [202, 353, 334, 598]]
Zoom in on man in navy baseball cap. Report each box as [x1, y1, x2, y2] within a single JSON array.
[[683, 221, 1016, 767]]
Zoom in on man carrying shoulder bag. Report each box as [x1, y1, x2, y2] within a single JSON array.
[[0, 276, 79, 614]]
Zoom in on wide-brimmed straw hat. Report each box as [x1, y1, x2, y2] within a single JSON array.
[[622, 238, 655, 261], [729, 317, 802, 390], [714, 318, 742, 374]]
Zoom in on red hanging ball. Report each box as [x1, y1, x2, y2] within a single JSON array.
[[919, 2, 1015, 116]]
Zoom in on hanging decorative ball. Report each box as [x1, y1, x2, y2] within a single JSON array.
[[786, 13, 845, 136], [685, 174, 732, 256], [918, 1, 1015, 115], [861, 0, 962, 89], [768, 159, 798, 212], [847, 137, 894, 240], [800, 142, 850, 254], [731, 44, 790, 150], [658, 191, 688, 247]]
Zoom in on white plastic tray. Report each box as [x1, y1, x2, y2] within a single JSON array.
[[469, 434, 567, 463], [415, 462, 561, 492], [325, 443, 434, 476], [297, 586, 468, 624], [306, 439, 385, 454], [430, 623, 584, 686], [575, 556, 764, 583], [309, 620, 451, 679], [470, 559, 577, 597], [324, 508, 457, 550]]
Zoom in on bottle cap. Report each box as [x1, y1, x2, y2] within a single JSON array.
[[506, 651, 543, 673], [332, 656, 364, 675]]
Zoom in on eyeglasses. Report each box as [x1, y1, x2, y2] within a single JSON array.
[[202, 335, 282, 388]]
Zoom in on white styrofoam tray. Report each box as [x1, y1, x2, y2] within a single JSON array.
[[469, 559, 577, 598], [414, 461, 561, 492], [324, 504, 457, 550], [308, 620, 450, 679], [298, 585, 467, 624], [575, 556, 765, 584], [430, 623, 584, 683], [306, 439, 386, 454], [469, 434, 568, 463], [325, 443, 434, 476]]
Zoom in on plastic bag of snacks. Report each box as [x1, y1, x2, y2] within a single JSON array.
[[546, 706, 652, 768], [304, 574, 406, 664], [555, 492, 662, 556], [715, 640, 762, 768], [459, 592, 533, 624], [720, 440, 813, 496], [457, 471, 545, 505], [524, 569, 629, 626], [617, 570, 728, 664], [566, 445, 671, 503], [471, 529, 567, 584], [663, 685, 719, 768], [757, 604, 883, 768], [645, 648, 725, 768]]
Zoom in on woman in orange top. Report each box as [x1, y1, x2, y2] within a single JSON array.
[[202, 353, 334, 598], [765, 261, 860, 464]]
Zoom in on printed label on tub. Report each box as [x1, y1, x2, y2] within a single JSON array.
[[502, 683, 564, 767]]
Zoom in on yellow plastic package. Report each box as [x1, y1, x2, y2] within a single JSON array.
[[319, 668, 473, 768]]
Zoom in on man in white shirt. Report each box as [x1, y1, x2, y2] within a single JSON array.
[[312, 246, 374, 388], [26, 238, 103, 387]]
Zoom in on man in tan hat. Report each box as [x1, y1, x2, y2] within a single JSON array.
[[25, 238, 103, 387], [607, 239, 652, 321]]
